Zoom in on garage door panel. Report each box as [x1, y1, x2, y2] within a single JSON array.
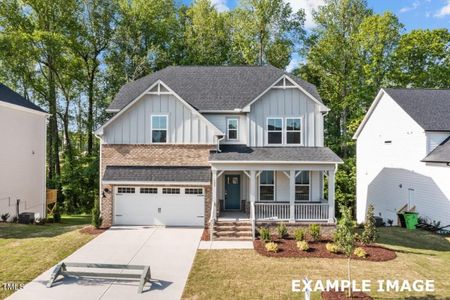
[[113, 187, 204, 226]]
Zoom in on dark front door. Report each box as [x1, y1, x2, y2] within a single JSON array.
[[225, 175, 240, 209]]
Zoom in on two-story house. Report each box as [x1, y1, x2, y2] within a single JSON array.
[[95, 66, 342, 239], [354, 88, 450, 227]]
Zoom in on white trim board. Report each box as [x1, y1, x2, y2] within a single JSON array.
[[0, 100, 50, 117], [102, 181, 211, 186]]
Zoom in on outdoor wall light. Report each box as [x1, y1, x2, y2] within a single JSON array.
[[399, 184, 403, 188]]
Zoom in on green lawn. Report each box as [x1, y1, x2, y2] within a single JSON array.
[[183, 228, 450, 300], [0, 215, 97, 299]]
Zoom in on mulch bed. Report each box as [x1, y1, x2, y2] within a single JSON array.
[[321, 291, 373, 300], [79, 225, 108, 235], [253, 237, 396, 261], [201, 228, 210, 241]]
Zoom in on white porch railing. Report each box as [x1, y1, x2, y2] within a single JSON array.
[[295, 203, 329, 221], [255, 202, 290, 220]]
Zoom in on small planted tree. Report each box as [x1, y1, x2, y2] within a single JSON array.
[[92, 198, 102, 229], [335, 205, 356, 298], [361, 204, 378, 245]]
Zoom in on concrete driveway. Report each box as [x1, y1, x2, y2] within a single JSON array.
[[8, 226, 202, 300]]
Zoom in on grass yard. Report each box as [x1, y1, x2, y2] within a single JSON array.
[[0, 215, 97, 299], [183, 228, 450, 300]]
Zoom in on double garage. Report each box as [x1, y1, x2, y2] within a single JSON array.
[[103, 166, 211, 227], [113, 186, 205, 226]]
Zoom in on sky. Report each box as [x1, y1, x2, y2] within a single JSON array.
[[181, 0, 450, 70]]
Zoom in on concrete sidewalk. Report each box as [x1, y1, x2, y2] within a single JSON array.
[[8, 226, 202, 300], [198, 240, 254, 249]]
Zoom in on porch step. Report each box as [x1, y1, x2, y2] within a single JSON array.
[[214, 225, 252, 231], [213, 220, 253, 241]]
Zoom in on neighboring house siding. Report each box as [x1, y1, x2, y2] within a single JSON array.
[[426, 132, 450, 153], [0, 105, 46, 218], [204, 113, 248, 144], [357, 93, 450, 226], [248, 88, 323, 147], [103, 94, 217, 144]]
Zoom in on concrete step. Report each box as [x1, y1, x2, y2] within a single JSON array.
[[213, 230, 252, 237], [213, 236, 253, 241], [213, 225, 252, 231], [215, 221, 251, 226]]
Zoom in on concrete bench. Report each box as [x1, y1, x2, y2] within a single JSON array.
[[47, 262, 152, 293]]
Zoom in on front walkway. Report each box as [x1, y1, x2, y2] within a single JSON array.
[[8, 226, 202, 300]]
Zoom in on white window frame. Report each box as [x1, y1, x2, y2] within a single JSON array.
[[266, 117, 283, 145], [295, 171, 311, 202], [285, 117, 303, 145], [258, 170, 276, 201], [227, 118, 239, 141], [151, 114, 168, 144]]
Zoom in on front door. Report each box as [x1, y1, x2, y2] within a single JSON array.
[[225, 175, 240, 209]]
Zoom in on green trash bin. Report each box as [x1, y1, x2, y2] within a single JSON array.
[[403, 212, 419, 230]]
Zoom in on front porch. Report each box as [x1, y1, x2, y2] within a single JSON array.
[[210, 165, 337, 240]]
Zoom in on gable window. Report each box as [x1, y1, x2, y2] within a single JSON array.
[[151, 115, 167, 143], [295, 171, 310, 201], [286, 118, 302, 145], [267, 118, 283, 144], [227, 118, 238, 141], [259, 171, 275, 201]]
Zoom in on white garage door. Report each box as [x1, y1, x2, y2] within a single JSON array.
[[114, 186, 205, 226]]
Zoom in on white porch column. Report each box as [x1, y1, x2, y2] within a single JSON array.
[[211, 169, 217, 223], [289, 170, 296, 223], [249, 170, 256, 240], [328, 169, 336, 223]]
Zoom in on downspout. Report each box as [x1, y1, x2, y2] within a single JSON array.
[[216, 135, 225, 152]]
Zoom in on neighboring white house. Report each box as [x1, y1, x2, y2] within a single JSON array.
[[0, 84, 48, 220], [354, 88, 450, 226]]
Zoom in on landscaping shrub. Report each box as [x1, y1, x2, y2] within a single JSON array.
[[354, 247, 368, 258], [297, 240, 309, 251], [92, 198, 102, 229], [52, 205, 61, 223], [326, 242, 340, 253], [309, 224, 321, 241], [265, 242, 278, 253], [259, 227, 271, 242], [361, 204, 377, 245], [1, 213, 10, 222], [277, 223, 288, 238], [293, 228, 306, 241]]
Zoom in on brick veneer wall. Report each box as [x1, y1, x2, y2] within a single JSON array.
[[100, 144, 214, 228]]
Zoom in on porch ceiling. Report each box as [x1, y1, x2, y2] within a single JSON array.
[[209, 145, 343, 164]]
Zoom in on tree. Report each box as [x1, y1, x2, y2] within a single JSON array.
[[361, 204, 377, 244], [301, 0, 371, 158], [105, 0, 179, 96], [335, 205, 357, 297], [388, 29, 450, 88], [184, 0, 231, 65], [230, 0, 305, 68]]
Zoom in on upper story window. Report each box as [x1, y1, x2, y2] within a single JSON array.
[[286, 118, 302, 145], [151, 115, 168, 143], [259, 171, 275, 201], [267, 118, 283, 144], [227, 118, 238, 141], [295, 171, 310, 201]]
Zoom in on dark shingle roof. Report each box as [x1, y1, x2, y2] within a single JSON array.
[[385, 88, 450, 131], [210, 145, 343, 163], [108, 66, 322, 111], [103, 166, 211, 183], [0, 83, 46, 113], [422, 137, 450, 163]]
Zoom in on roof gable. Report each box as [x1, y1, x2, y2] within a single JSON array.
[[0, 83, 46, 114], [383, 88, 450, 131], [107, 66, 323, 112]]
